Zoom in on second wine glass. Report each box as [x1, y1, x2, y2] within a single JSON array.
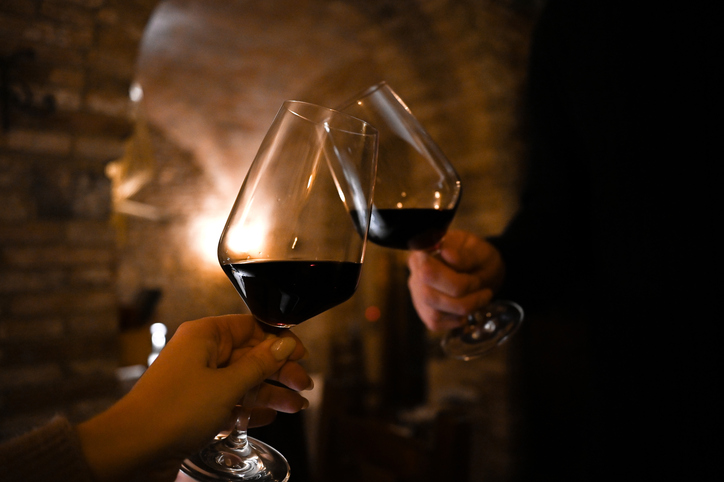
[[338, 82, 523, 360], [180, 100, 378, 481]]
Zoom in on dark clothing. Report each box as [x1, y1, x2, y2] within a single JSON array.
[[491, 1, 719, 479]]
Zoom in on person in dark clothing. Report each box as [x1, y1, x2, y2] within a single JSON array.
[[407, 1, 718, 479]]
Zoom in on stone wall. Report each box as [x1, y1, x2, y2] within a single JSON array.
[[1, 0, 159, 439]]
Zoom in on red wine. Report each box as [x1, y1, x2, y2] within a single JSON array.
[[222, 260, 361, 327], [364, 207, 455, 250]]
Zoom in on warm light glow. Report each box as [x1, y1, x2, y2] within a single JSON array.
[[129, 82, 143, 102], [187, 193, 271, 269], [148, 322, 167, 366], [365, 305, 381, 322], [190, 214, 227, 269], [150, 323, 167, 349]]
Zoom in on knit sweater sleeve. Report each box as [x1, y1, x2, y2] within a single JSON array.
[[0, 416, 97, 482]]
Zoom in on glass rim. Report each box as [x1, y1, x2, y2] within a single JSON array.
[[281, 99, 378, 136], [336, 81, 409, 113], [348, 80, 389, 100]]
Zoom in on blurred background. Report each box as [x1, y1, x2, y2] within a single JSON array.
[[1, 1, 541, 480]]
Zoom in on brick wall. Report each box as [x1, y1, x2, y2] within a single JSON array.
[[0, 0, 159, 440]]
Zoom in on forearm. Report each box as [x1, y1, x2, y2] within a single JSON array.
[[0, 417, 96, 482], [76, 389, 185, 482]]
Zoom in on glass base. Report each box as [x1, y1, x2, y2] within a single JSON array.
[[441, 300, 523, 360], [180, 436, 290, 482]]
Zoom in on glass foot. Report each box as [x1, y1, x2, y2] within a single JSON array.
[[441, 300, 523, 360], [180, 436, 290, 481]]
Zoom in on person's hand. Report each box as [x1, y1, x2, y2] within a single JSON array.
[[407, 229, 505, 332], [76, 314, 312, 482]]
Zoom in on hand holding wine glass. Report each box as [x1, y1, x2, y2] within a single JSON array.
[[72, 314, 309, 482], [338, 82, 523, 360], [407, 229, 506, 330], [181, 100, 377, 481]]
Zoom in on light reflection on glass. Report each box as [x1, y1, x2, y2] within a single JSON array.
[[225, 221, 267, 259]]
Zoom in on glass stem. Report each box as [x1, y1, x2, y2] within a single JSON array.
[[223, 384, 261, 452]]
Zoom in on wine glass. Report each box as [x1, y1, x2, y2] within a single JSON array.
[[180, 100, 378, 481], [338, 82, 523, 360]]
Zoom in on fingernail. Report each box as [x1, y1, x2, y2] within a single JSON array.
[[306, 377, 315, 391], [271, 337, 297, 361], [301, 398, 310, 410]]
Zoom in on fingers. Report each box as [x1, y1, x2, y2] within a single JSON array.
[[224, 335, 300, 400], [171, 314, 267, 369], [225, 333, 310, 388], [246, 359, 313, 415], [409, 293, 464, 332], [407, 238, 498, 332], [437, 230, 505, 291], [221, 329, 313, 416], [217, 407, 279, 434], [409, 251, 483, 298], [436, 229, 483, 270], [266, 360, 313, 392], [266, 330, 308, 362], [180, 316, 313, 416], [218, 378, 310, 435], [248, 408, 278, 428], [188, 314, 307, 365], [253, 382, 310, 413], [408, 274, 494, 331]]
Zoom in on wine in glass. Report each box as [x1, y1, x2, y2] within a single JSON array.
[[338, 82, 523, 360], [180, 100, 378, 481]]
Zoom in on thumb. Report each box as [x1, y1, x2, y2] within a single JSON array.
[[439, 230, 490, 272], [227, 335, 298, 396]]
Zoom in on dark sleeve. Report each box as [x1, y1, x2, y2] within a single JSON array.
[[488, 0, 594, 314], [491, 0, 718, 311], [0, 416, 97, 482]]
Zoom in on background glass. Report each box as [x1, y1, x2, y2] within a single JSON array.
[[339, 82, 523, 360]]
